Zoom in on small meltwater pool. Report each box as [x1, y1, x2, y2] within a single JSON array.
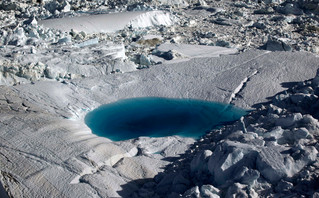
[[84, 97, 248, 141]]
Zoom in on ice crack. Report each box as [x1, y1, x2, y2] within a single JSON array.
[[228, 70, 258, 104]]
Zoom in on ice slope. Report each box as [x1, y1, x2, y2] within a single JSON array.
[[38, 11, 176, 33], [0, 50, 318, 197]]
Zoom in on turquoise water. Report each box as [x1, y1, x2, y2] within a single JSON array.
[[85, 97, 247, 141]]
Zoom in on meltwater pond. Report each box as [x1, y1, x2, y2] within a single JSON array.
[[85, 97, 247, 141]]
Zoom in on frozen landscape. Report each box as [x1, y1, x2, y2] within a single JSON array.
[[0, 0, 319, 197]]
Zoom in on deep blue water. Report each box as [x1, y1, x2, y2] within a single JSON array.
[[85, 97, 247, 141]]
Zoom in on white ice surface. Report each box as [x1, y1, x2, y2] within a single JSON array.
[[157, 43, 238, 58], [39, 11, 176, 33], [152, 43, 238, 63], [1, 50, 318, 197], [157, 0, 189, 7], [8, 50, 318, 121]]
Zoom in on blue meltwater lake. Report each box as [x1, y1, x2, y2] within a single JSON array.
[[84, 97, 247, 141]]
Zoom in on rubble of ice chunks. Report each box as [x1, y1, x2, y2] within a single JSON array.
[[0, 39, 132, 85], [0, 0, 317, 51], [0, 1, 167, 84], [131, 70, 319, 198], [0, 1, 111, 47], [0, 0, 318, 84], [132, 0, 319, 55], [178, 0, 318, 52], [0, 57, 63, 85], [0, 16, 73, 47]]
